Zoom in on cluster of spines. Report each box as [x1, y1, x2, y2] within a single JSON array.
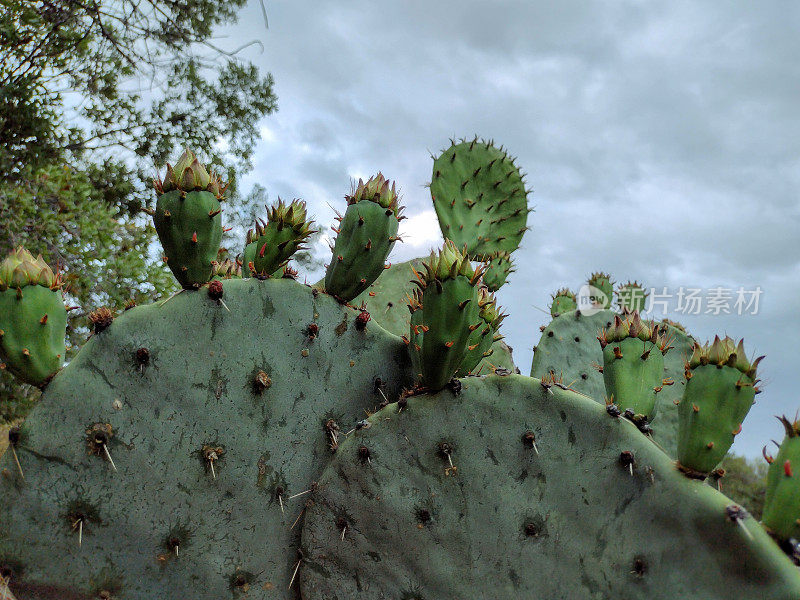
[[481, 251, 515, 292], [242, 198, 316, 278], [587, 272, 614, 309]]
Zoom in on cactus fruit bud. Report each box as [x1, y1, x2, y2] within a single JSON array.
[[324, 174, 404, 301], [763, 416, 800, 542], [243, 199, 316, 278], [0, 247, 67, 386], [677, 336, 761, 477], [154, 150, 226, 289], [456, 286, 506, 377], [597, 311, 670, 419]]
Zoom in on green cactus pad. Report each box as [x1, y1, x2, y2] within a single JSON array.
[[242, 198, 315, 278], [763, 417, 800, 542], [407, 241, 484, 390], [588, 271, 614, 309], [481, 251, 514, 291], [324, 174, 403, 302], [599, 312, 671, 419], [430, 138, 530, 260], [0, 248, 66, 387], [345, 258, 515, 375], [549, 287, 577, 318], [0, 278, 413, 599], [531, 309, 694, 455], [299, 375, 800, 599], [677, 336, 761, 477]]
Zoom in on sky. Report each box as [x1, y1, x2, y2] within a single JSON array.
[[219, 1, 800, 457]]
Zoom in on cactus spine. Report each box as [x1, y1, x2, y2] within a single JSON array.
[[153, 150, 226, 289], [324, 173, 403, 301], [406, 240, 483, 390], [242, 198, 315, 278], [0, 248, 66, 386], [677, 336, 762, 477]]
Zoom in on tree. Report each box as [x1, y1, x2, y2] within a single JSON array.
[[0, 0, 277, 425]]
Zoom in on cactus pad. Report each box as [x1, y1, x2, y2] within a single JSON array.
[[587, 271, 614, 309], [481, 251, 514, 291], [242, 198, 315, 278], [0, 279, 413, 599], [430, 138, 530, 260], [763, 417, 800, 543], [299, 375, 800, 599], [549, 288, 577, 318]]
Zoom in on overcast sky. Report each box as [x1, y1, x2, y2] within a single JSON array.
[[220, 1, 800, 457]]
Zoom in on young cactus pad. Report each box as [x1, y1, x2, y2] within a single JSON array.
[[677, 336, 762, 477], [0, 247, 66, 386], [598, 312, 671, 420], [481, 251, 514, 292], [588, 271, 614, 309], [430, 137, 530, 260], [242, 198, 315, 278], [549, 287, 577, 318], [531, 309, 693, 456], [406, 241, 483, 390], [299, 375, 800, 599], [617, 280, 648, 314], [0, 278, 414, 599], [153, 150, 225, 289], [763, 417, 800, 542], [455, 286, 506, 377], [324, 173, 403, 302]]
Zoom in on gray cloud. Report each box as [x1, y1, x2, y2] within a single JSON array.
[[221, 0, 800, 455]]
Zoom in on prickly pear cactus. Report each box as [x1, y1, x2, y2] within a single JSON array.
[[599, 312, 671, 419], [430, 137, 530, 260], [299, 375, 800, 599], [153, 150, 226, 289], [242, 198, 315, 278], [0, 278, 413, 600], [531, 309, 694, 456], [763, 417, 800, 544], [677, 336, 761, 477], [407, 241, 483, 390], [348, 258, 516, 374], [324, 173, 404, 302], [0, 248, 66, 387], [481, 251, 514, 291], [549, 287, 577, 318]]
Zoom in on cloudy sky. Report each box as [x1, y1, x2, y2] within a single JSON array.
[[220, 1, 799, 456]]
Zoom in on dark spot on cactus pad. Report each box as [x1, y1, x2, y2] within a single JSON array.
[[164, 524, 191, 556], [335, 317, 348, 336], [446, 378, 462, 395], [253, 370, 272, 392], [228, 569, 254, 592], [581, 373, 588, 380], [336, 516, 348, 532], [524, 522, 539, 537], [306, 323, 319, 339], [8, 425, 20, 447], [619, 451, 635, 469], [355, 310, 370, 331], [64, 499, 102, 537], [606, 403, 621, 418], [0, 557, 24, 583], [86, 423, 114, 456], [521, 431, 536, 449], [416, 508, 432, 525], [547, 330, 554, 337], [725, 504, 749, 522], [89, 307, 115, 334], [135, 347, 150, 366], [574, 336, 580, 342], [387, 302, 393, 308], [357, 445, 371, 464], [207, 280, 224, 302], [632, 557, 647, 577], [437, 441, 454, 460]]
